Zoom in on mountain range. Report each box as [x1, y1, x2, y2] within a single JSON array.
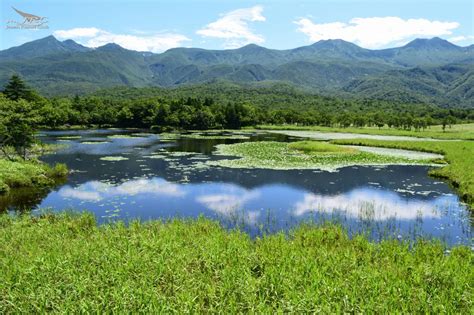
[[0, 35, 473, 107]]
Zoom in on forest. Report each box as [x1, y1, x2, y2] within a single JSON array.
[[1, 75, 473, 136]]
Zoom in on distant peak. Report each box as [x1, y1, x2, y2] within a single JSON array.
[[96, 43, 125, 51], [404, 37, 458, 49], [236, 43, 266, 51], [312, 39, 360, 48], [35, 35, 59, 43]]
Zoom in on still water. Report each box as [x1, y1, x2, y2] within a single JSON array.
[[3, 129, 472, 246]]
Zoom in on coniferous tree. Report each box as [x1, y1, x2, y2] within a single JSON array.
[[3, 74, 32, 101]]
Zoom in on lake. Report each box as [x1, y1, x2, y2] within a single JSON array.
[[2, 129, 471, 246]]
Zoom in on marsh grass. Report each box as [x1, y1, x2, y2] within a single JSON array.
[[288, 140, 355, 154], [0, 213, 471, 313], [0, 159, 67, 194]]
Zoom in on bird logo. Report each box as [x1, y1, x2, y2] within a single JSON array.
[[12, 7, 46, 23], [7, 7, 48, 29]]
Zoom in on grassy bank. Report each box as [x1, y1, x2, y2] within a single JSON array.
[[257, 123, 474, 140], [0, 213, 471, 313], [332, 139, 474, 207], [0, 159, 67, 194], [208, 141, 436, 170]]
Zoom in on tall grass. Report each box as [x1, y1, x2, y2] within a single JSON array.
[[0, 159, 67, 194], [0, 213, 471, 313]]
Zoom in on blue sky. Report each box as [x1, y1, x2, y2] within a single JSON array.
[[1, 0, 473, 52]]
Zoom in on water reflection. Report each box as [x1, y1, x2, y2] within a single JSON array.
[[0, 129, 469, 246]]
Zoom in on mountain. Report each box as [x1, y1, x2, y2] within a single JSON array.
[[0, 36, 472, 107], [344, 63, 474, 105], [0, 35, 91, 61]]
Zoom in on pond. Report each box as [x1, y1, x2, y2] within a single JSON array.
[[2, 129, 472, 246]]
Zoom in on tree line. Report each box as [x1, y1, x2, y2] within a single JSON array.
[[1, 74, 473, 157]]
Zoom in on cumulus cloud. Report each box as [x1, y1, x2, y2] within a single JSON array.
[[196, 186, 261, 224], [58, 178, 185, 201], [448, 35, 474, 43], [292, 188, 442, 220], [53, 27, 190, 52], [294, 16, 460, 48], [197, 5, 266, 48]]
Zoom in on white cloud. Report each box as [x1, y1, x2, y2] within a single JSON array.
[[58, 178, 185, 201], [53, 27, 190, 52], [197, 5, 266, 48], [295, 16, 460, 49], [293, 189, 442, 220], [449, 35, 474, 43]]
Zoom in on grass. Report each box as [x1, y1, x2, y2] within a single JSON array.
[[288, 140, 356, 153], [0, 213, 471, 313], [0, 159, 68, 194], [208, 141, 436, 171], [331, 139, 474, 208], [257, 123, 474, 140]]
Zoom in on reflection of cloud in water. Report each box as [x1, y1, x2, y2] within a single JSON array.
[[196, 188, 260, 223], [60, 189, 102, 201], [293, 188, 442, 220], [59, 178, 185, 201]]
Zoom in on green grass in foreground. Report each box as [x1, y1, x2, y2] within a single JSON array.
[[0, 213, 471, 313], [208, 141, 434, 171], [257, 123, 474, 140], [332, 139, 474, 208], [0, 159, 67, 194]]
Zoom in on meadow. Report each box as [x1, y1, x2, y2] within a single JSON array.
[[0, 213, 471, 313], [257, 123, 474, 140]]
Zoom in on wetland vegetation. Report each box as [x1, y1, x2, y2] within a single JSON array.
[[0, 213, 472, 313], [208, 141, 440, 170], [0, 75, 473, 312]]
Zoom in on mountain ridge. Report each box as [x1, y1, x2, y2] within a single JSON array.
[[0, 36, 472, 107]]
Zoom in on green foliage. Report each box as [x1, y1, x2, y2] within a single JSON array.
[[0, 213, 471, 312], [0, 159, 67, 194], [0, 95, 40, 159], [2, 74, 32, 101]]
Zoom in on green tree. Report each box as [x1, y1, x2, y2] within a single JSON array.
[[2, 74, 34, 101], [0, 95, 40, 159]]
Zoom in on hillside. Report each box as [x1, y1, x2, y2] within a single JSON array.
[[0, 36, 472, 107]]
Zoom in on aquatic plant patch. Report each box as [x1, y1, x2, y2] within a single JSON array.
[[81, 141, 110, 145], [107, 135, 143, 139], [99, 156, 129, 162], [57, 136, 82, 140], [182, 134, 250, 140], [207, 141, 435, 171]]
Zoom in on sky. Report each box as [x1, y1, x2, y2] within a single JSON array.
[[1, 0, 473, 52]]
